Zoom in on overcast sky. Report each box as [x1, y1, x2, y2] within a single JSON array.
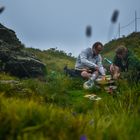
[[0, 0, 140, 56]]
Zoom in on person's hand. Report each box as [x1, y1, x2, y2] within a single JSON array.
[[87, 69, 92, 72], [94, 66, 99, 71], [102, 75, 106, 81], [110, 64, 115, 73]]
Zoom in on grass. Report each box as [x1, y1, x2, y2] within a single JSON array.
[[0, 72, 140, 140]]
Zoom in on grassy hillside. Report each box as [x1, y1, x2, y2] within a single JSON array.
[[102, 32, 140, 60], [0, 32, 140, 140], [24, 47, 76, 73]]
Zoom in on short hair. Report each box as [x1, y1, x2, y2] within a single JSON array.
[[115, 46, 127, 55], [92, 42, 103, 49]]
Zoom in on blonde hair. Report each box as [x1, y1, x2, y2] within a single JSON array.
[[115, 45, 127, 55]]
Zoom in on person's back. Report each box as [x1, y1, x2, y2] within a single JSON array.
[[113, 48, 129, 72]]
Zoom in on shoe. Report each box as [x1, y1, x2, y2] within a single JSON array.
[[83, 79, 94, 89]]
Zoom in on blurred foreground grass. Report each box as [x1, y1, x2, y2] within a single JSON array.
[[0, 72, 140, 140]]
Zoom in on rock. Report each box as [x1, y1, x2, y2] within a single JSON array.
[[0, 23, 46, 78], [0, 23, 22, 46]]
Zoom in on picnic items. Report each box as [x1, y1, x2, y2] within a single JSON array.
[[96, 75, 117, 94], [95, 75, 114, 85], [84, 94, 101, 101]]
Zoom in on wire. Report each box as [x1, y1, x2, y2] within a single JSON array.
[[113, 16, 140, 39], [120, 19, 135, 29]]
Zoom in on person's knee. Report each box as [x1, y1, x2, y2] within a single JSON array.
[[110, 65, 119, 73], [81, 71, 91, 78], [113, 67, 120, 79], [81, 71, 87, 77], [110, 64, 115, 73], [115, 66, 119, 72]]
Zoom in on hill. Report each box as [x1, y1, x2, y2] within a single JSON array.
[[102, 32, 140, 60], [24, 47, 76, 73], [0, 22, 76, 77], [25, 32, 140, 74]]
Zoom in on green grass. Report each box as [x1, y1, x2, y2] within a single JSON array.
[[0, 72, 140, 140]]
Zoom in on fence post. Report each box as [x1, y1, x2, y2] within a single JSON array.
[[135, 11, 137, 32], [118, 23, 120, 38]]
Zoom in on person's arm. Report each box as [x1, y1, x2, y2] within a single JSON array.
[[97, 55, 105, 76], [113, 55, 123, 67], [80, 48, 97, 68]]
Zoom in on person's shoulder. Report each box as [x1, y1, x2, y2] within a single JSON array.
[[81, 47, 92, 53], [85, 47, 92, 51]]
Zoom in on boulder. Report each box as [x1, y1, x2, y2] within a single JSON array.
[[0, 23, 46, 78]]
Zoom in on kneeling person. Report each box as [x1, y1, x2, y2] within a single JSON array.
[[110, 45, 140, 80], [75, 42, 106, 89]]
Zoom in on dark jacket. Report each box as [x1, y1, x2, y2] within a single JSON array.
[[113, 50, 140, 72]]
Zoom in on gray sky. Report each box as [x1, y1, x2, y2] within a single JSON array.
[[0, 0, 140, 56]]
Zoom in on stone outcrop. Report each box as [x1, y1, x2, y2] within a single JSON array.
[[0, 23, 46, 78]]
